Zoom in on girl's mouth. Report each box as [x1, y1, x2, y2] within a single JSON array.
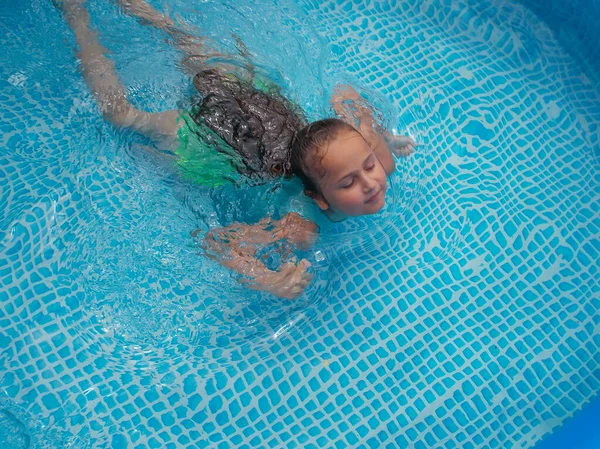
[[365, 189, 382, 204]]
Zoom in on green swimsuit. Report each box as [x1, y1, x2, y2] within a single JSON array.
[[174, 111, 242, 188], [173, 74, 284, 188]]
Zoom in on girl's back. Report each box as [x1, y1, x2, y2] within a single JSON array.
[[190, 67, 306, 178]]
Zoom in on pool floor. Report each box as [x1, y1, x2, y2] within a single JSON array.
[[0, 0, 599, 447]]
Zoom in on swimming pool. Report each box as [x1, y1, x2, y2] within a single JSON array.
[[1, 0, 598, 447]]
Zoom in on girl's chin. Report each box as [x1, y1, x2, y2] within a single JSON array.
[[365, 192, 386, 213]]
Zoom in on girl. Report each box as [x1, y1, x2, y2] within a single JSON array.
[[58, 0, 415, 298]]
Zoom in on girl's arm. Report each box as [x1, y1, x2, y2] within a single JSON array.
[[330, 85, 415, 175], [60, 0, 180, 145], [200, 213, 318, 299]]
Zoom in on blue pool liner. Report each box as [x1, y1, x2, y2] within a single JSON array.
[[534, 395, 600, 449]]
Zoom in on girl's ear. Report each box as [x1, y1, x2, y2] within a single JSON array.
[[304, 189, 315, 199], [305, 189, 329, 211]]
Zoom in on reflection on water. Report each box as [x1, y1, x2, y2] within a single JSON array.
[[0, 408, 30, 449]]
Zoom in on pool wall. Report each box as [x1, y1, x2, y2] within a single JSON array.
[[518, 0, 600, 74], [534, 394, 600, 449], [521, 0, 600, 446]]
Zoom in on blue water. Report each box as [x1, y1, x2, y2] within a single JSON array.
[[536, 395, 600, 449], [1, 0, 599, 448]]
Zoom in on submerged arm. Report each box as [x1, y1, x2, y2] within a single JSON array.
[[200, 213, 318, 299], [331, 85, 415, 175]]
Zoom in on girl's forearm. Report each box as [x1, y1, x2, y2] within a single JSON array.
[[354, 107, 396, 175], [204, 214, 317, 248], [219, 250, 271, 279], [201, 214, 316, 298], [205, 221, 281, 247], [202, 230, 270, 277], [331, 86, 396, 175]]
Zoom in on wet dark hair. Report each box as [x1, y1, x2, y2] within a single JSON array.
[[191, 68, 307, 179], [290, 118, 358, 192]]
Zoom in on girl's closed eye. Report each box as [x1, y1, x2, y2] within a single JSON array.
[[364, 155, 376, 171], [340, 178, 355, 189]]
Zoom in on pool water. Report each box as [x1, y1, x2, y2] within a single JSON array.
[[1, 0, 599, 447]]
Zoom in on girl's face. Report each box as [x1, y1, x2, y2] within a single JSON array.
[[310, 130, 387, 216]]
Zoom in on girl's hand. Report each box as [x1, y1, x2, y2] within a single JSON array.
[[276, 213, 318, 250], [244, 259, 313, 299], [199, 214, 317, 298], [385, 135, 417, 158]]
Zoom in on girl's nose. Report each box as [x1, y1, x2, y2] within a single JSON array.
[[362, 173, 377, 192]]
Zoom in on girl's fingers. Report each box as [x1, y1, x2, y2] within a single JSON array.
[[298, 259, 311, 269]]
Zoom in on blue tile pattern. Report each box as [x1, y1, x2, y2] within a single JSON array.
[[1, 0, 599, 447]]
